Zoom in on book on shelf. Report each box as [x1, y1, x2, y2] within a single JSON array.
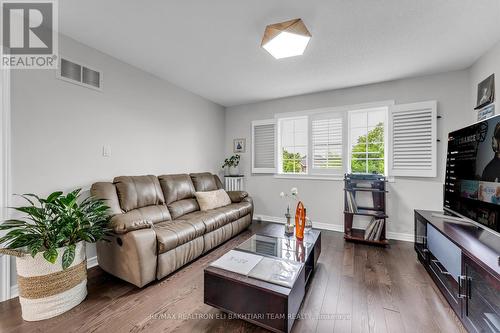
[[369, 220, 381, 240], [364, 218, 385, 240], [364, 218, 378, 239], [345, 191, 358, 213], [374, 219, 385, 241]]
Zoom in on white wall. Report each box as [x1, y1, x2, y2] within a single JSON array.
[[9, 35, 225, 287], [225, 70, 471, 239], [469, 40, 500, 113]]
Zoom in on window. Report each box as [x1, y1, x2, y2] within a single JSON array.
[[348, 108, 388, 175], [254, 100, 435, 178], [311, 113, 343, 173], [389, 101, 437, 177], [278, 117, 308, 174], [252, 119, 276, 173]]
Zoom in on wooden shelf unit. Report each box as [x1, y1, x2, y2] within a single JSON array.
[[344, 174, 388, 246]]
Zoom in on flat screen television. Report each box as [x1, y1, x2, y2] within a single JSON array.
[[444, 114, 500, 234]]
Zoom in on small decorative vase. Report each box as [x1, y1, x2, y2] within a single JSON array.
[[228, 166, 239, 176], [295, 201, 305, 240], [284, 212, 294, 236]]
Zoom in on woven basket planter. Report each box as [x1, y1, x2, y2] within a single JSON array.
[[13, 241, 88, 321]]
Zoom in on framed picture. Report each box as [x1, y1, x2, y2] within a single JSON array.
[[233, 138, 246, 153], [475, 74, 495, 110]]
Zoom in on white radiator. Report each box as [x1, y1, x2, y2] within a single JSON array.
[[224, 176, 244, 191]]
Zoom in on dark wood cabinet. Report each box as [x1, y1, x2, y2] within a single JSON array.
[[462, 254, 500, 333], [414, 210, 500, 333]]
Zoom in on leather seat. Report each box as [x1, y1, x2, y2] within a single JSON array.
[[155, 221, 200, 254], [180, 210, 227, 233], [229, 201, 253, 218], [90, 173, 253, 288]]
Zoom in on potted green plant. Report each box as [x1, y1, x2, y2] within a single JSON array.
[[222, 154, 241, 175], [0, 189, 110, 321]]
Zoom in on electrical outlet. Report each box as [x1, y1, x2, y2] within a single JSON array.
[[102, 145, 111, 157]]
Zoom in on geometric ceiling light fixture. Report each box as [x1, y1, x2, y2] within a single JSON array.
[[261, 18, 312, 59]]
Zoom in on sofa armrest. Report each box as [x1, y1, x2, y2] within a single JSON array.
[[226, 191, 248, 203], [110, 212, 152, 234]]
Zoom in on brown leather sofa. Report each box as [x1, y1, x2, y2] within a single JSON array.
[[90, 172, 253, 287]]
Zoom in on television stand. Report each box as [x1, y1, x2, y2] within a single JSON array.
[[415, 210, 500, 333], [430, 213, 475, 225]]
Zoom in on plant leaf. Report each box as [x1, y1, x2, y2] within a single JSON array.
[[28, 239, 43, 257], [62, 244, 75, 269], [43, 247, 58, 264], [46, 191, 63, 203]]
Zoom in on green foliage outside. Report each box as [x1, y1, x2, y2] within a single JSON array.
[[351, 123, 385, 174], [282, 149, 306, 173]]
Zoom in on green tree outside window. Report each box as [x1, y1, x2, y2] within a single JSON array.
[[282, 149, 306, 173], [351, 123, 385, 174]]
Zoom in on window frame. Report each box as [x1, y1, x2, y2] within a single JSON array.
[[251, 119, 276, 174], [277, 115, 309, 175], [347, 107, 389, 176], [309, 111, 346, 176], [273, 101, 394, 179]]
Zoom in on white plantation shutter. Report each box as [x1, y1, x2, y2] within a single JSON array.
[[389, 101, 437, 177], [311, 113, 343, 174], [252, 119, 276, 173]]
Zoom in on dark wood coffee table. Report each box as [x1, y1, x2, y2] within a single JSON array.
[[204, 224, 321, 333]]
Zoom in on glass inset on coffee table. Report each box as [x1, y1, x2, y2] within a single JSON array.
[[237, 234, 313, 264]]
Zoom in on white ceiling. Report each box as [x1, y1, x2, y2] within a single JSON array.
[[59, 0, 500, 107]]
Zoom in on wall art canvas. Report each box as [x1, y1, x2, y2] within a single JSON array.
[[475, 74, 495, 110], [233, 138, 246, 153]]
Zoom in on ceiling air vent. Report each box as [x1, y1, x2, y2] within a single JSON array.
[[57, 57, 102, 91]]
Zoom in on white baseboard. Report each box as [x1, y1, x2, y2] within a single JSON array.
[[254, 214, 414, 242], [10, 284, 17, 299], [8, 256, 98, 300], [87, 255, 98, 269], [386, 231, 414, 242]]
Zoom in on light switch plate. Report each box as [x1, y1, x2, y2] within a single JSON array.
[[102, 145, 111, 157]]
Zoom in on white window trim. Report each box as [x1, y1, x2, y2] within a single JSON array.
[[251, 119, 276, 173], [388, 101, 437, 177], [347, 107, 390, 176], [274, 100, 395, 179], [0, 68, 11, 302], [277, 115, 308, 175], [309, 111, 346, 176]]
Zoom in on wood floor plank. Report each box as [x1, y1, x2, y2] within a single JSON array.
[[0, 222, 466, 333]]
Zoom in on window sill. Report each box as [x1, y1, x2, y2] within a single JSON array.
[[273, 174, 344, 181], [272, 174, 396, 182]]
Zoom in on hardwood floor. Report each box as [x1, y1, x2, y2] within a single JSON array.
[[0, 221, 466, 333]]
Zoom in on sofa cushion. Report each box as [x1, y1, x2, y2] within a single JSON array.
[[155, 221, 199, 254], [110, 205, 171, 234], [181, 210, 229, 233], [230, 201, 253, 218], [158, 174, 196, 204], [190, 173, 223, 192], [167, 199, 200, 220], [114, 175, 165, 212], [174, 213, 206, 238], [214, 205, 240, 222], [194, 189, 231, 211], [158, 174, 200, 219]]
